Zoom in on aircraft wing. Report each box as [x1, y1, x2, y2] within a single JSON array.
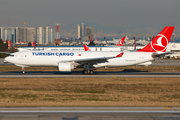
[[0, 52, 11, 54], [65, 53, 124, 65], [73, 56, 115, 64]]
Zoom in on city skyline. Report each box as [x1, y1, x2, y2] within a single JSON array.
[[0, 0, 179, 36], [0, 26, 54, 44]]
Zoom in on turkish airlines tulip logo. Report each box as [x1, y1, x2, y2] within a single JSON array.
[[151, 34, 168, 52], [120, 40, 123, 46]]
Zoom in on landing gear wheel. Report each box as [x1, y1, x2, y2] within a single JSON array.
[[83, 70, 88, 74], [83, 70, 94, 74], [84, 70, 88, 74], [22, 67, 25, 74], [89, 70, 94, 74]]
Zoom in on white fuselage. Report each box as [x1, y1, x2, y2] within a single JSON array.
[[5, 50, 154, 69]]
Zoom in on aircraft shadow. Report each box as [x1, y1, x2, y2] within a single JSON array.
[[1, 69, 149, 75]]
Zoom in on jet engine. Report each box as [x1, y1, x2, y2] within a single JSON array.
[[58, 62, 74, 72], [137, 61, 152, 66]]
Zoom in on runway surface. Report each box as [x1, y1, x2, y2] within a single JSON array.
[[0, 107, 180, 120], [0, 71, 180, 77]]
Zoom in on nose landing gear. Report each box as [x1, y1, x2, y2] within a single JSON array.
[[22, 67, 25, 74]]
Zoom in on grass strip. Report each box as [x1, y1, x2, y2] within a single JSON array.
[[0, 77, 179, 106]]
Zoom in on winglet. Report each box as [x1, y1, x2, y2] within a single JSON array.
[[116, 52, 124, 57], [83, 45, 91, 51], [116, 36, 125, 46], [137, 26, 175, 52]]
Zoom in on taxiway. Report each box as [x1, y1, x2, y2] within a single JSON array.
[[0, 107, 180, 120]]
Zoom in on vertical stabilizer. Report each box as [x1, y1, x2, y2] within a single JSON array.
[[117, 36, 126, 46], [137, 26, 174, 52]]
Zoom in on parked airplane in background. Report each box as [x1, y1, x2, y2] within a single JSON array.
[[88, 36, 107, 45], [4, 26, 174, 74], [18, 36, 126, 52], [84, 36, 125, 51], [89, 36, 126, 46], [107, 37, 124, 45], [116, 36, 126, 46]]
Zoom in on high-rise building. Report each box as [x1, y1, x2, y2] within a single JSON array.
[[27, 28, 36, 43], [36, 27, 43, 44], [80, 23, 85, 37], [36, 27, 54, 45], [18, 27, 27, 42], [86, 27, 94, 40], [0, 27, 18, 44], [47, 27, 54, 45], [0, 26, 54, 45], [77, 24, 80, 39], [77, 23, 86, 39]]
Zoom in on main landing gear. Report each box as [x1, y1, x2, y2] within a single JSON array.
[[22, 67, 25, 74], [83, 69, 94, 74], [83, 64, 94, 74]]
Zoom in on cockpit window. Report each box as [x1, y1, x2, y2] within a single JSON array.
[[9, 55, 14, 57]]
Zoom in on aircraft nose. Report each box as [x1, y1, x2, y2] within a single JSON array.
[[4, 57, 9, 63]]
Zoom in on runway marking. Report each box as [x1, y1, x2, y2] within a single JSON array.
[[0, 110, 180, 113], [164, 107, 171, 109], [0, 115, 38, 117]]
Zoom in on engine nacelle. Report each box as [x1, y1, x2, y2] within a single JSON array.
[[137, 61, 152, 66], [58, 62, 74, 72]]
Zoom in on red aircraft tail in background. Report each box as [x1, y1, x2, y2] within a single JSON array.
[[116, 36, 125, 46]]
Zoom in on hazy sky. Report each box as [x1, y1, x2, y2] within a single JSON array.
[[0, 0, 180, 31]]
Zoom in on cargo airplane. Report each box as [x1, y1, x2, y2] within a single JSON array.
[[4, 26, 174, 74]]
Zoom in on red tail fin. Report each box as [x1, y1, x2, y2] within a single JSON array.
[[116, 36, 125, 46], [151, 36, 155, 41], [32, 41, 36, 49], [89, 36, 93, 42], [8, 41, 11, 48], [137, 26, 174, 52], [83, 45, 91, 51]]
